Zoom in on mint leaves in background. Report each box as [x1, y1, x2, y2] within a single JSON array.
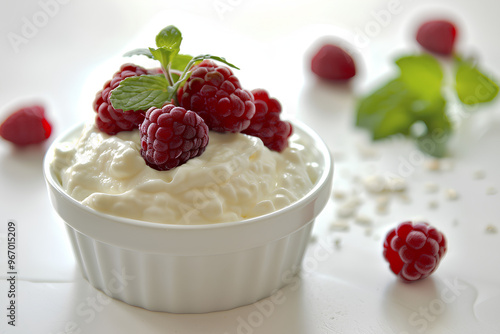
[[110, 25, 237, 111], [356, 54, 498, 157], [455, 59, 499, 105]]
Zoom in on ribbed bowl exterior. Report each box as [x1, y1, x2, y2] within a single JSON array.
[[65, 221, 313, 313]]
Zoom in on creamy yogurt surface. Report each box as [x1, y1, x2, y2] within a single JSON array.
[[52, 123, 320, 224]]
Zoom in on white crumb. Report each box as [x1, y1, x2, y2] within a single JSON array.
[[473, 170, 486, 180], [486, 187, 497, 195], [332, 190, 347, 201], [485, 225, 498, 234], [425, 159, 441, 171], [445, 188, 459, 200], [398, 193, 411, 204], [387, 177, 407, 192], [330, 220, 350, 231], [424, 182, 439, 194], [354, 215, 373, 226], [363, 175, 386, 193]]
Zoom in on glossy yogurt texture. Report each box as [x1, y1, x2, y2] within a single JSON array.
[[52, 123, 320, 224]]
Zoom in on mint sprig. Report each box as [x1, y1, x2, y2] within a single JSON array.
[[356, 53, 498, 157], [110, 25, 238, 111], [109, 75, 172, 111]]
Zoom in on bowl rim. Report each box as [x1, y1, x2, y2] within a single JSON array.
[[44, 120, 333, 232]]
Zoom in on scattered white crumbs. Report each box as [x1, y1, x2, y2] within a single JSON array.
[[429, 200, 439, 209], [375, 195, 390, 214], [425, 159, 440, 171], [473, 170, 486, 180], [354, 215, 373, 226], [424, 182, 439, 193], [486, 187, 497, 195], [329, 220, 350, 231], [336, 196, 363, 218], [363, 175, 386, 193], [376, 204, 389, 215], [337, 204, 356, 219], [356, 141, 379, 159], [440, 159, 454, 172], [445, 188, 459, 200], [485, 225, 498, 234], [398, 193, 411, 204], [376, 195, 390, 208], [387, 177, 407, 192], [332, 190, 347, 201]]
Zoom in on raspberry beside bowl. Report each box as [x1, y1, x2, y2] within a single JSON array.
[[43, 120, 333, 313]]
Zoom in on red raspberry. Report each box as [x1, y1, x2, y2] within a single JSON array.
[[383, 221, 447, 282], [177, 60, 255, 133], [93, 63, 149, 135], [416, 20, 457, 55], [242, 89, 292, 152], [0, 105, 52, 146], [311, 44, 356, 81], [140, 104, 209, 171]]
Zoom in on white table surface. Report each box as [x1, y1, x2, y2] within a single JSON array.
[[1, 0, 499, 333]]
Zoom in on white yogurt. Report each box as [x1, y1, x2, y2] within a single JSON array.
[[52, 123, 319, 224]]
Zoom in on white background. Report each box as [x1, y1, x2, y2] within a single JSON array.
[[1, 0, 500, 333]]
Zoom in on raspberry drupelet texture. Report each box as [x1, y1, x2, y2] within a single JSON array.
[[383, 221, 447, 282], [416, 20, 457, 55], [242, 89, 292, 152], [140, 104, 209, 171], [93, 64, 149, 135], [177, 60, 255, 133], [0, 105, 52, 145]]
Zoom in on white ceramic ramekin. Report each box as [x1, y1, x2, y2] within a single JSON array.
[[43, 121, 333, 313]]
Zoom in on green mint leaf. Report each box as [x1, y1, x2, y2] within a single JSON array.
[[149, 47, 178, 71], [414, 97, 450, 157], [123, 48, 154, 59], [155, 25, 182, 50], [455, 60, 499, 105], [356, 79, 416, 139], [171, 54, 193, 72], [192, 54, 239, 70], [396, 54, 443, 100], [109, 75, 170, 111], [416, 132, 449, 158], [171, 72, 181, 83], [356, 77, 450, 157]]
